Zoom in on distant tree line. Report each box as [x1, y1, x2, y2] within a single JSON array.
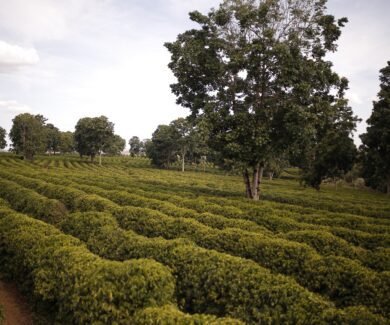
[[1, 114, 125, 165]]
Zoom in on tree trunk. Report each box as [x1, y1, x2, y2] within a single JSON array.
[[243, 169, 252, 199], [99, 151, 102, 166], [269, 171, 274, 181], [181, 152, 185, 172], [243, 164, 264, 200], [252, 164, 260, 200]]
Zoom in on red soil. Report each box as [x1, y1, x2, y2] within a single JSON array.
[[0, 280, 33, 325]]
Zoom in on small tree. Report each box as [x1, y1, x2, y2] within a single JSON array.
[[170, 118, 195, 172], [59, 131, 75, 154], [0, 127, 6, 149], [74, 116, 114, 165], [147, 125, 178, 168], [103, 134, 126, 156], [360, 62, 390, 194], [9, 113, 47, 160], [46, 123, 61, 154], [129, 136, 142, 157], [299, 79, 359, 189]]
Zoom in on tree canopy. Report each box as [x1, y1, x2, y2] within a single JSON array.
[[129, 136, 143, 156], [103, 134, 126, 156], [9, 113, 48, 160], [74, 116, 115, 164], [360, 61, 390, 194], [46, 123, 61, 154], [59, 131, 75, 154], [0, 127, 6, 150], [165, 0, 353, 199]]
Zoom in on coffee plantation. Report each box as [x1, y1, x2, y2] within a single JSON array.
[[0, 155, 388, 323]]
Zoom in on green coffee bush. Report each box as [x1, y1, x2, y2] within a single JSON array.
[[132, 305, 244, 324], [61, 211, 345, 324], [0, 178, 67, 224], [0, 210, 176, 324], [114, 206, 387, 314]]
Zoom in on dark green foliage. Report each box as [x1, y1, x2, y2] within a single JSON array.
[[0, 209, 175, 324], [301, 128, 358, 189], [0, 127, 6, 149], [360, 61, 390, 194], [45, 123, 61, 154], [9, 113, 48, 160], [129, 136, 143, 156], [147, 124, 178, 168], [103, 134, 126, 156], [74, 116, 114, 161], [59, 131, 75, 154]]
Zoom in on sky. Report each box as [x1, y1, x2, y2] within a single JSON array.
[[0, 0, 389, 149]]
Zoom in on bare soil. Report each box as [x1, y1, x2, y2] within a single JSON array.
[[0, 279, 33, 325]]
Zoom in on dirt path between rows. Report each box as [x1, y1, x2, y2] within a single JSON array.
[[0, 279, 33, 325]]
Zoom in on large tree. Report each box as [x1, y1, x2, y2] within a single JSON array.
[[9, 113, 48, 160], [360, 62, 390, 194], [0, 127, 6, 149], [74, 116, 114, 165], [166, 0, 350, 200]]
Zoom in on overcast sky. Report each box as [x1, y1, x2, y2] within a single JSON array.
[[0, 0, 389, 148]]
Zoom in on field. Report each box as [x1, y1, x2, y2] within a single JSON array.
[[0, 154, 389, 324]]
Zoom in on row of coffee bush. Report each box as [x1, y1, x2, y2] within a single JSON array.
[[0, 171, 120, 214], [1, 165, 388, 314], [57, 176, 388, 272], [113, 206, 388, 316], [1, 168, 388, 272], [0, 206, 177, 324], [60, 210, 385, 324], [59, 170, 390, 247]]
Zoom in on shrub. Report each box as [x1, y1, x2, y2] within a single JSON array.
[[133, 305, 243, 324], [0, 210, 175, 324]]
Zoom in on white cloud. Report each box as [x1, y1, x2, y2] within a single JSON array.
[[0, 41, 39, 72], [0, 100, 32, 114]]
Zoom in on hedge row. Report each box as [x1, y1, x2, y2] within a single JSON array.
[[60, 211, 385, 324], [16, 169, 274, 236], [113, 206, 388, 315], [203, 195, 390, 231], [111, 176, 390, 234], [282, 230, 389, 272], [0, 178, 67, 225], [9, 171, 387, 306], [0, 208, 176, 324], [0, 171, 119, 214], [3, 169, 387, 272], [51, 171, 390, 252]]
